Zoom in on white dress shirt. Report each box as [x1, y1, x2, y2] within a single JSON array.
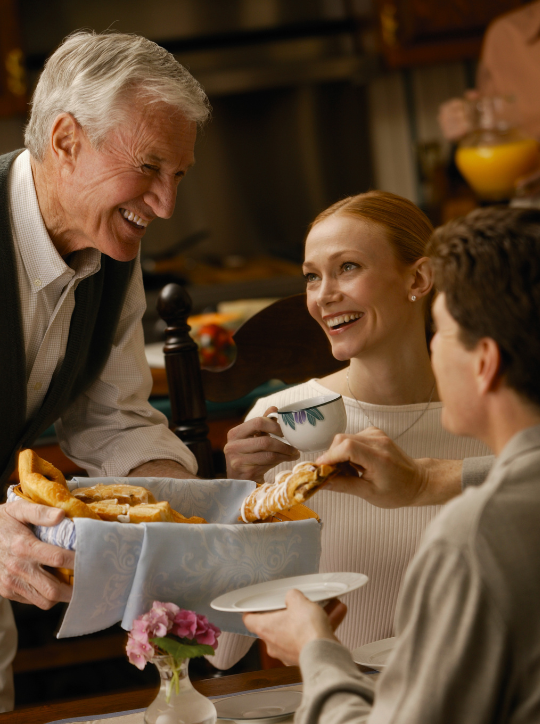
[[8, 150, 197, 477]]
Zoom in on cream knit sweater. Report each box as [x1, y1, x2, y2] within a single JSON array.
[[208, 379, 491, 670]]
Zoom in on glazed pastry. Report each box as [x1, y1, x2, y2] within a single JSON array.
[[18, 449, 100, 520], [240, 461, 341, 523], [74, 483, 157, 506]]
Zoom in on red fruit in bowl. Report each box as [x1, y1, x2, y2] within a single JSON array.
[[195, 324, 236, 370]]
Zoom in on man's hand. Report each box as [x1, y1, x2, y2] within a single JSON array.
[[438, 90, 478, 142], [243, 590, 346, 666], [0, 501, 75, 608], [317, 427, 462, 508], [225, 407, 300, 483]]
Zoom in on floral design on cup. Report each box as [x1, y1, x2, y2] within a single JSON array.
[[282, 407, 325, 430], [268, 394, 346, 453]]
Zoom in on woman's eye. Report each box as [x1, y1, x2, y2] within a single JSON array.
[[303, 272, 319, 283], [342, 262, 358, 272]]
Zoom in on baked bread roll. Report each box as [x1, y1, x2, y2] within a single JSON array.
[[73, 483, 157, 506], [87, 500, 207, 524], [18, 450, 100, 520], [18, 449, 207, 525], [240, 461, 341, 523]]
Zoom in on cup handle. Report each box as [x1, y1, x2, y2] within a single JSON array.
[[266, 412, 294, 446]]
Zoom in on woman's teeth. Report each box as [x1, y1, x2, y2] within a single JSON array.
[[326, 312, 362, 329], [120, 208, 148, 228]]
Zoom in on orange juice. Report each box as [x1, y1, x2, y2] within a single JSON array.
[[456, 138, 540, 201]]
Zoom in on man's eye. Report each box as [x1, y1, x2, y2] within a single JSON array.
[[303, 272, 319, 283], [143, 164, 159, 172]]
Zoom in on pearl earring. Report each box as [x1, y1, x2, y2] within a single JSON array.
[[411, 295, 417, 302]]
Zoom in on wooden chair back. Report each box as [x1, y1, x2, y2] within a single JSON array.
[[157, 283, 346, 477]]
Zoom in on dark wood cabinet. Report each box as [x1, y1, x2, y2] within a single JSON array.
[[375, 0, 528, 67], [0, 0, 27, 116]]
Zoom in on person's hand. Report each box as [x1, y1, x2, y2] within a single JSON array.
[[317, 427, 462, 508], [0, 500, 75, 608], [243, 589, 347, 666], [514, 166, 540, 197], [225, 407, 300, 483], [438, 90, 478, 142]]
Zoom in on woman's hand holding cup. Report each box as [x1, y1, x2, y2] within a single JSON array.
[[224, 406, 300, 483]]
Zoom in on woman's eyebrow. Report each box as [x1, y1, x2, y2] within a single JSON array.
[[306, 249, 366, 263]]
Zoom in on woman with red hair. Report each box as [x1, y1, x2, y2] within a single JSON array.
[[210, 191, 490, 669]]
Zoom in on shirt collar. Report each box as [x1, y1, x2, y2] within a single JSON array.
[[9, 150, 101, 292], [492, 423, 540, 472]]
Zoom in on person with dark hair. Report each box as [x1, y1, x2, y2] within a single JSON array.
[[244, 206, 540, 724]]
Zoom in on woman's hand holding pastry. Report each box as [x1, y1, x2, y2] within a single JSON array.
[[0, 500, 75, 608], [243, 590, 346, 666], [225, 407, 300, 483]]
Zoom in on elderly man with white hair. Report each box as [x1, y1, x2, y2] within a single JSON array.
[[0, 30, 210, 710]]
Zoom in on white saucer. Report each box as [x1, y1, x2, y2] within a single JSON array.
[[210, 572, 368, 613], [352, 637, 396, 670], [215, 690, 303, 721]]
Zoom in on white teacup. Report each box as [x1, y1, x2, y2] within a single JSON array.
[[268, 394, 347, 452]]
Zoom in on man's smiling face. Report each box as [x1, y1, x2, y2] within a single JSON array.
[[59, 102, 197, 261]]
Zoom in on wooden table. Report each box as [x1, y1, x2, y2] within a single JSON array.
[[0, 667, 302, 724]]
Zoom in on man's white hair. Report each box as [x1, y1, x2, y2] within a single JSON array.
[[25, 31, 211, 161]]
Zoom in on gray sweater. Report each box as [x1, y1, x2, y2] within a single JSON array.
[[297, 425, 540, 724]]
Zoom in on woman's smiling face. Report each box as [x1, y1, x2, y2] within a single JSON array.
[[303, 213, 419, 361]]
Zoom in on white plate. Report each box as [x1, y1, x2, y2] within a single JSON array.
[[210, 572, 369, 613], [352, 637, 396, 670], [215, 690, 303, 721]]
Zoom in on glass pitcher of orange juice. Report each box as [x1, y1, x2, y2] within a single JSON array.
[[456, 96, 539, 202]]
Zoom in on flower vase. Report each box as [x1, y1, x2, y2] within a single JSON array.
[[144, 655, 217, 724]]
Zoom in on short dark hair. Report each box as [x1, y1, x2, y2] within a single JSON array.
[[428, 206, 540, 407]]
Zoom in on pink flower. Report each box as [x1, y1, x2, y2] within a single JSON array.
[[140, 601, 179, 638], [172, 609, 198, 639], [130, 618, 151, 644], [194, 614, 221, 648], [126, 635, 154, 670], [127, 603, 221, 670]]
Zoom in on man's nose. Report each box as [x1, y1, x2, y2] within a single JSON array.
[[145, 177, 178, 219]]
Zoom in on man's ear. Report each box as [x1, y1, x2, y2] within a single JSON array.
[[409, 257, 433, 300], [49, 113, 83, 170], [475, 338, 502, 395]]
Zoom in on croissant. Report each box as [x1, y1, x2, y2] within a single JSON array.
[[240, 461, 341, 523], [18, 450, 100, 520]]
